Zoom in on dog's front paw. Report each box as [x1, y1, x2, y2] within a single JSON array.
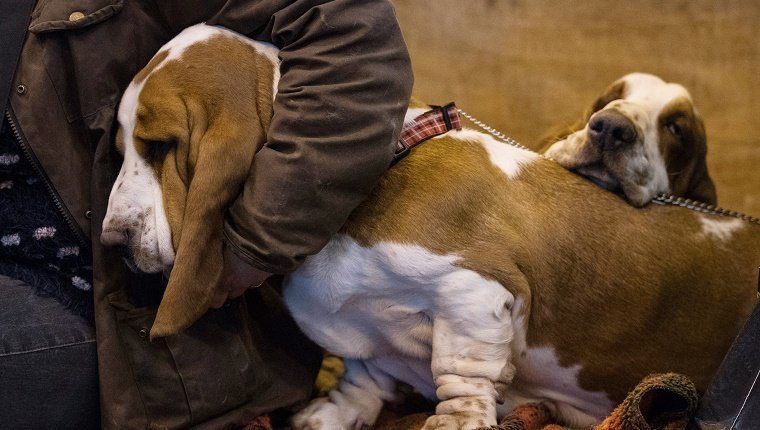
[[291, 396, 377, 430], [421, 412, 495, 430], [291, 398, 346, 430]]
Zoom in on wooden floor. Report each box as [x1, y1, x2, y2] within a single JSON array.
[[394, 0, 759, 217]]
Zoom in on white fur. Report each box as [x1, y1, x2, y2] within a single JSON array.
[[103, 74, 175, 273], [603, 97, 670, 199], [404, 107, 431, 125], [504, 346, 613, 427], [457, 128, 539, 178], [699, 216, 746, 242], [402, 109, 539, 179], [622, 73, 692, 111]]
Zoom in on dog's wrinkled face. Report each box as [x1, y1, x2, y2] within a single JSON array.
[[544, 73, 716, 206], [101, 95, 176, 275]]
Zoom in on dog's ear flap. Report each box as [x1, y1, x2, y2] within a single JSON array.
[[539, 79, 629, 152], [684, 164, 717, 205], [150, 120, 261, 339], [686, 116, 717, 205], [590, 79, 627, 116], [670, 115, 718, 205]]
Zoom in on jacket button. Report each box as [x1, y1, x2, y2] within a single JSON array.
[[138, 328, 149, 339], [85, 210, 92, 220], [69, 11, 85, 21], [16, 84, 26, 95]]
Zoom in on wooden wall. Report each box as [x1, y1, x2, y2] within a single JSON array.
[[393, 0, 759, 215]]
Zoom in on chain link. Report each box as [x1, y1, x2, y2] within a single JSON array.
[[457, 109, 536, 154], [651, 194, 760, 225], [457, 108, 760, 226]]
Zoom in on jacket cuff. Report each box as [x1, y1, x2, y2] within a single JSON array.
[[222, 220, 299, 275]]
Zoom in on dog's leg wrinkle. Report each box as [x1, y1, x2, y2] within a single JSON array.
[[291, 359, 398, 430], [423, 291, 515, 430]]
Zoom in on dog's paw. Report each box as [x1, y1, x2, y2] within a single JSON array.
[[421, 412, 494, 430], [291, 398, 344, 430], [291, 397, 374, 430]]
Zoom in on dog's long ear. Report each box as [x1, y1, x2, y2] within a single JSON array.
[[539, 79, 628, 152], [684, 160, 717, 205], [144, 40, 277, 339], [589, 79, 627, 114], [667, 113, 717, 205], [150, 114, 265, 338]]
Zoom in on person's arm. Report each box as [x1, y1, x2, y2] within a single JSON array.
[[208, 1, 413, 273], [154, 0, 413, 304]]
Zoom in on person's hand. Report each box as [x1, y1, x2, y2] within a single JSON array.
[[210, 244, 271, 308]]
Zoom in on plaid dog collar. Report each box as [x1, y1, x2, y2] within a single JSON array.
[[392, 102, 461, 166]]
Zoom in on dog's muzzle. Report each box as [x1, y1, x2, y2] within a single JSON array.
[[587, 109, 638, 151]]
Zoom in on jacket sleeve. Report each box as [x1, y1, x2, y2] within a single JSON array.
[[202, 0, 413, 273]]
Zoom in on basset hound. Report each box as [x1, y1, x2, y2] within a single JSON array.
[[542, 73, 717, 207], [102, 24, 760, 430]]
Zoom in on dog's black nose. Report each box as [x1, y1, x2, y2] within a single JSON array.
[[588, 110, 637, 151]]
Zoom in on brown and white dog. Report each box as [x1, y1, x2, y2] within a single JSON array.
[[542, 73, 717, 207], [102, 24, 760, 429]]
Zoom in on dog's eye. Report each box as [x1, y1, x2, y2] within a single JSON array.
[[143, 140, 172, 164], [666, 121, 683, 139]]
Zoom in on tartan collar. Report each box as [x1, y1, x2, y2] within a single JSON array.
[[392, 102, 461, 166]]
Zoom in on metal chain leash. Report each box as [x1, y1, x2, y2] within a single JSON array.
[[456, 108, 537, 154], [651, 194, 760, 225], [456, 108, 760, 226]]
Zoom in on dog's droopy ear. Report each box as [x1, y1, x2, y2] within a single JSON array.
[[140, 36, 277, 339], [149, 119, 261, 338], [539, 79, 629, 151], [667, 115, 717, 205], [590, 79, 627, 116]]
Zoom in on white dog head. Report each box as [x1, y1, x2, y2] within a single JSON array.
[[544, 73, 716, 207]]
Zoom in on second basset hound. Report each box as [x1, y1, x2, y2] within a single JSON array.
[[543, 73, 717, 207], [102, 24, 760, 430]]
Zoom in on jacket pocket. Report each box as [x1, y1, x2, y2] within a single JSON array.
[[29, 0, 124, 33], [109, 292, 270, 428], [27, 0, 140, 122]]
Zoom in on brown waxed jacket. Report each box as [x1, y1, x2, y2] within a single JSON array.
[[7, 0, 412, 428]]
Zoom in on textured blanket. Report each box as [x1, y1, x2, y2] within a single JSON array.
[[484, 373, 698, 430]]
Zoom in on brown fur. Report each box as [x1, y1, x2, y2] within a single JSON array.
[[657, 98, 715, 203]]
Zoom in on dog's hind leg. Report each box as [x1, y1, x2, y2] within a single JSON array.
[[421, 269, 517, 430], [291, 359, 398, 430]]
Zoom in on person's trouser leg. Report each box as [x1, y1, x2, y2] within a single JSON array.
[[692, 301, 760, 429], [0, 274, 99, 429]]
